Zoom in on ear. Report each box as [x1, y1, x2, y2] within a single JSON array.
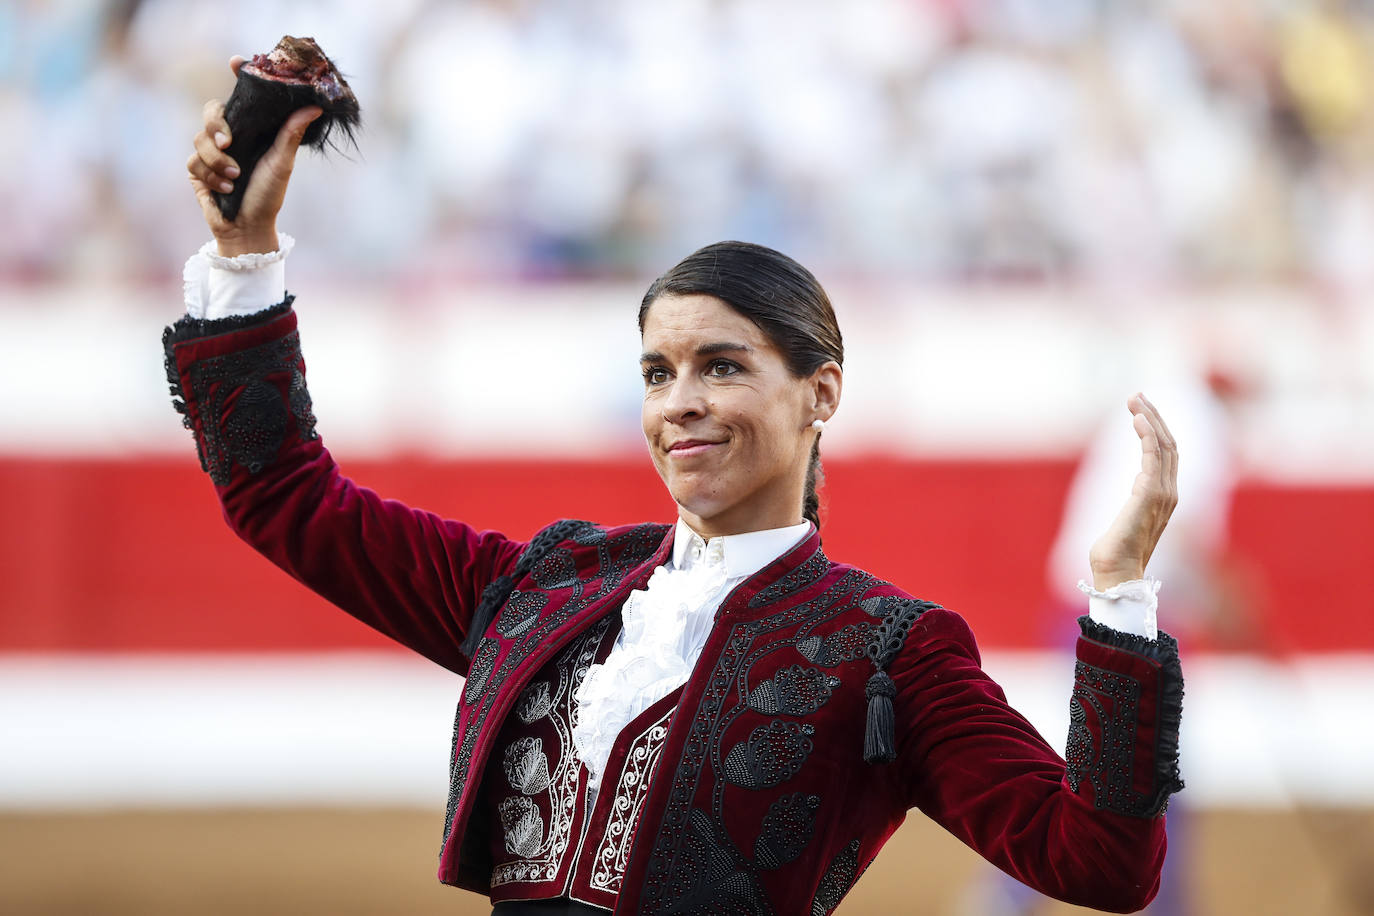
[[808, 361, 842, 423]]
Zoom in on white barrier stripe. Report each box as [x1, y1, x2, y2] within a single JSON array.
[[2, 651, 1372, 808]]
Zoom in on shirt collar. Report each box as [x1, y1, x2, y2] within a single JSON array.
[[671, 517, 812, 580]]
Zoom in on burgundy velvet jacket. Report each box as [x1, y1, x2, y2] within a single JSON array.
[[164, 301, 1184, 914]]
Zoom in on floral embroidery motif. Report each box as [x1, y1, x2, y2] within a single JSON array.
[[754, 793, 820, 869], [796, 623, 872, 667], [589, 705, 673, 895], [497, 590, 547, 638], [531, 548, 580, 590], [462, 638, 500, 702], [811, 839, 861, 915], [747, 666, 840, 717], [490, 617, 611, 888], [664, 809, 766, 914], [515, 681, 553, 724], [722, 721, 816, 790], [503, 737, 552, 795], [498, 796, 544, 859]]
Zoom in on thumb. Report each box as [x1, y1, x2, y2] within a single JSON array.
[[273, 106, 324, 161]]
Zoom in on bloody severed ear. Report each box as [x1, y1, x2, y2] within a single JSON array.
[[214, 36, 361, 221]]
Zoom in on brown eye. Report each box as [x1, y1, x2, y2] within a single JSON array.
[[643, 367, 670, 386], [707, 360, 740, 378]]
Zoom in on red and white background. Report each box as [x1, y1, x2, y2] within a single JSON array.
[[4, 2, 1374, 913]]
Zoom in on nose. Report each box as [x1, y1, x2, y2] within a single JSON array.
[[661, 373, 708, 425]]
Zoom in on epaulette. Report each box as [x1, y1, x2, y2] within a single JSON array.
[[459, 519, 596, 659]]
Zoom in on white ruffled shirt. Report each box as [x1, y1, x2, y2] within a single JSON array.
[[571, 518, 811, 791], [184, 236, 1164, 783]]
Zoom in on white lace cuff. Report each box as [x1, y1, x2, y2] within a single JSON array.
[[183, 234, 294, 320], [1078, 577, 1159, 640]]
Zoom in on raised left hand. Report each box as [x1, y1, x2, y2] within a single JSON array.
[[1087, 393, 1178, 590]]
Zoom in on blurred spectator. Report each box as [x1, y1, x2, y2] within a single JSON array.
[[4, 0, 1374, 287]]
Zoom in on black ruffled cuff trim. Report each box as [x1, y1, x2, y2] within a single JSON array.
[[1076, 615, 1185, 815], [162, 295, 295, 348]]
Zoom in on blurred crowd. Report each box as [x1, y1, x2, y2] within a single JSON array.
[[4, 0, 1374, 287]]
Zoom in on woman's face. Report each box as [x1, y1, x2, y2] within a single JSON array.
[[640, 293, 839, 538]]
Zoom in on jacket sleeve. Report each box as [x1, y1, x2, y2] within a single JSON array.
[[162, 298, 526, 674], [892, 607, 1183, 914]]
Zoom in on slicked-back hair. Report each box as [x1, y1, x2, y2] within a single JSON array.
[[639, 241, 844, 529]]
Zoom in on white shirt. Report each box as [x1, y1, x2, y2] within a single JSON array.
[[571, 518, 811, 790]]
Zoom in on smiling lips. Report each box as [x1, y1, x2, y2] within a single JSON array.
[[667, 439, 725, 457]]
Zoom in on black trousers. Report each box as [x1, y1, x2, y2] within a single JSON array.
[[491, 900, 609, 915]]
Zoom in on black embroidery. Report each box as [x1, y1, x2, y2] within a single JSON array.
[[172, 326, 318, 485], [811, 839, 861, 916], [440, 523, 669, 875], [749, 547, 829, 607], [443, 706, 480, 845], [747, 665, 840, 717], [1065, 660, 1154, 816], [531, 548, 579, 590], [754, 793, 820, 869], [462, 638, 500, 702], [640, 568, 879, 913], [222, 380, 288, 475], [666, 809, 767, 915], [496, 590, 547, 638], [722, 720, 815, 790], [796, 623, 872, 667]]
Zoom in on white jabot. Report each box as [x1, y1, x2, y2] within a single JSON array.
[[183, 234, 293, 319], [572, 518, 811, 792]]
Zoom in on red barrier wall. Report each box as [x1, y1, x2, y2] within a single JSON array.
[[1, 457, 1368, 653]]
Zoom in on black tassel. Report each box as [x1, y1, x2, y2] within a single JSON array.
[[863, 670, 897, 764], [459, 574, 515, 660]]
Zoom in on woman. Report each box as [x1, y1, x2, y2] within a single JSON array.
[[172, 65, 1182, 915]]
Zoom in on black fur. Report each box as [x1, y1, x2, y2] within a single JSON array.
[[213, 40, 360, 221]]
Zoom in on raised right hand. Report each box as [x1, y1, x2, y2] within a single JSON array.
[[186, 56, 323, 257]]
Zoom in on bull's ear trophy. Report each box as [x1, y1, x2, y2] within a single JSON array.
[[214, 35, 361, 221]]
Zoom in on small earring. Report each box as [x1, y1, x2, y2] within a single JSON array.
[[811, 419, 825, 432]]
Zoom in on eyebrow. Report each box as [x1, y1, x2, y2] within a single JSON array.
[[639, 342, 755, 363]]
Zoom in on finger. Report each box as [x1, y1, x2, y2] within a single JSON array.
[[186, 150, 231, 194], [1135, 392, 1179, 498], [187, 173, 227, 228], [1132, 410, 1163, 484], [1136, 393, 1178, 479], [191, 132, 239, 187], [202, 98, 234, 152], [229, 55, 245, 77], [1136, 392, 1176, 451]]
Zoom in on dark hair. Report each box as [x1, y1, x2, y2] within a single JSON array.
[[639, 241, 844, 529]]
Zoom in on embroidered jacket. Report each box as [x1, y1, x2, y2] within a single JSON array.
[[164, 302, 1184, 914]]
